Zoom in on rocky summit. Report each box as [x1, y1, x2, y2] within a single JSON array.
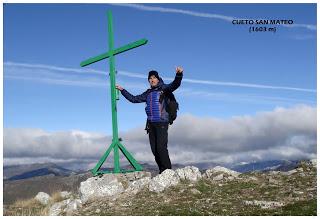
[[3, 160, 317, 216]]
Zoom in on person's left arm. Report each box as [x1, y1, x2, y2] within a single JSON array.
[[163, 66, 184, 92]]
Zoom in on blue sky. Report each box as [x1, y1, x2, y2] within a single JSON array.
[[4, 3, 316, 134]]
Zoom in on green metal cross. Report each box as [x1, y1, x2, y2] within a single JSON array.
[[80, 11, 147, 175]]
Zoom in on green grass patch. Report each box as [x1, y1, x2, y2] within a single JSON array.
[[278, 199, 317, 216]]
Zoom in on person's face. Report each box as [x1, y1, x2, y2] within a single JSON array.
[[149, 75, 159, 87]]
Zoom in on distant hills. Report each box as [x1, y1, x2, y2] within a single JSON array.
[[230, 160, 300, 173], [4, 159, 300, 181], [182, 160, 300, 173], [4, 163, 76, 181]]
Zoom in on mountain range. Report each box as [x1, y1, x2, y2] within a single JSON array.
[[4, 159, 300, 181]]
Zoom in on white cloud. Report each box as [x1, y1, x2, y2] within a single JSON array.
[[4, 128, 110, 159], [4, 105, 316, 168]]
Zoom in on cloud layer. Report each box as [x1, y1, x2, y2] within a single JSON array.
[[4, 105, 316, 169]]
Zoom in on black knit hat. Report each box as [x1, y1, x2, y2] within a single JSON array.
[[148, 70, 160, 80]]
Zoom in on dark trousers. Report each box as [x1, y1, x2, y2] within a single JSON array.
[[148, 122, 172, 173]]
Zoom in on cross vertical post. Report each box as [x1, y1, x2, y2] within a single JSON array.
[[107, 11, 120, 173], [80, 11, 148, 175]]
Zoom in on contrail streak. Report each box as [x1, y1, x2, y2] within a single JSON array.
[[4, 62, 316, 93], [110, 3, 316, 31]]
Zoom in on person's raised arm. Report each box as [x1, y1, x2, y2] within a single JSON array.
[[163, 66, 183, 93], [116, 85, 148, 103]]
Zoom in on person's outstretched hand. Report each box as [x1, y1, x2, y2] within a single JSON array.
[[176, 66, 183, 74], [116, 85, 124, 91]]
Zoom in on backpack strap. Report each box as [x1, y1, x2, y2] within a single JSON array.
[[159, 90, 165, 103], [145, 120, 150, 134]]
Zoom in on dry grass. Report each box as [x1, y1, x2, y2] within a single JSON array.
[[13, 198, 39, 208], [4, 198, 49, 216], [50, 191, 64, 203], [4, 191, 64, 216]]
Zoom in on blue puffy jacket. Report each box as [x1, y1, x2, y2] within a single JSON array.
[[121, 73, 183, 123]]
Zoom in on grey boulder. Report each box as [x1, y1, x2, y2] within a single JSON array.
[[35, 192, 51, 205], [125, 176, 151, 195], [203, 166, 240, 180], [79, 174, 124, 203], [149, 169, 180, 193], [311, 159, 317, 167], [49, 199, 70, 216], [175, 166, 202, 182], [60, 191, 72, 199]]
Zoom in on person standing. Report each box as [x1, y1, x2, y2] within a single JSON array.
[[116, 67, 183, 173]]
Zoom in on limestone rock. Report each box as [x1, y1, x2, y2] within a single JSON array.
[[121, 171, 152, 182], [65, 199, 82, 215], [299, 172, 306, 177], [125, 177, 151, 195], [228, 176, 235, 180], [203, 166, 240, 180], [175, 166, 202, 182], [190, 188, 201, 195], [149, 169, 180, 193], [311, 159, 317, 167], [212, 174, 224, 181], [249, 176, 258, 181], [49, 198, 82, 216], [79, 174, 124, 203], [268, 177, 279, 184], [243, 200, 284, 209], [60, 191, 72, 199], [49, 199, 70, 216], [282, 169, 297, 176], [35, 192, 51, 205], [269, 171, 281, 175]]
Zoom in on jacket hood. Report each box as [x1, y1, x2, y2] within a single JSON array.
[[150, 77, 164, 88]]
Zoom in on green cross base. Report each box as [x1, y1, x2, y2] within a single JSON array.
[[91, 140, 143, 176], [80, 11, 147, 176]]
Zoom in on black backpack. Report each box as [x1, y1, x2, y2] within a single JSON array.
[[159, 91, 179, 125], [145, 89, 179, 133]]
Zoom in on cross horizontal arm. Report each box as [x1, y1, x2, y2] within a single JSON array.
[[114, 38, 148, 58], [80, 38, 148, 67]]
